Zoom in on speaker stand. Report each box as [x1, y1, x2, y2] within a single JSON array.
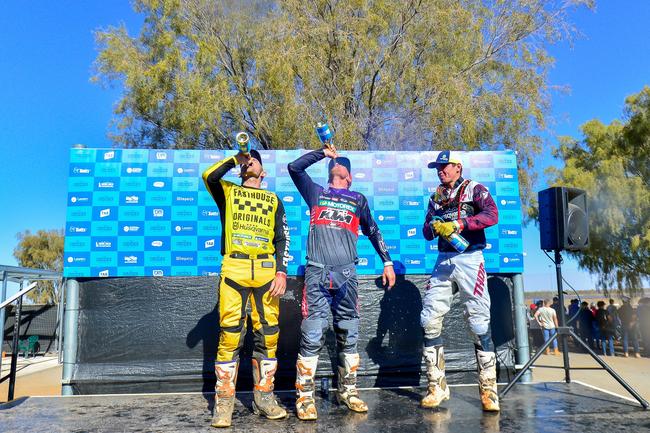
[[500, 250, 649, 409]]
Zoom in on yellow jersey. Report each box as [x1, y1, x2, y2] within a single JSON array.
[[202, 156, 290, 273]]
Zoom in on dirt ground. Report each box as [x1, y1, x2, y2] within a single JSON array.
[[0, 365, 62, 403], [526, 351, 650, 402]]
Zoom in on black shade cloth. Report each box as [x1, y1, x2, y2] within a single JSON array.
[[70, 273, 515, 394]]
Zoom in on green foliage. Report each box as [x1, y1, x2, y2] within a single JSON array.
[[94, 0, 592, 215], [549, 87, 650, 295], [13, 229, 64, 304]]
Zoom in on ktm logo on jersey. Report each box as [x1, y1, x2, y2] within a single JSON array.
[[318, 209, 353, 224]]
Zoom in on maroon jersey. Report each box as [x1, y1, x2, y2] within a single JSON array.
[[423, 177, 498, 252]]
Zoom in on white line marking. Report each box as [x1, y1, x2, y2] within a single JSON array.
[[572, 380, 640, 404]]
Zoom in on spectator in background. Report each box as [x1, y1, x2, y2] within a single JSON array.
[[618, 297, 640, 358], [596, 301, 615, 356], [607, 298, 618, 317], [607, 298, 621, 338], [528, 302, 543, 348], [590, 302, 601, 348], [637, 298, 650, 357], [568, 299, 580, 328], [534, 299, 560, 355], [577, 301, 595, 350], [551, 296, 567, 322]]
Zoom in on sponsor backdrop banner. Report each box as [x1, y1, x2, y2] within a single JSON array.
[[64, 148, 523, 277]]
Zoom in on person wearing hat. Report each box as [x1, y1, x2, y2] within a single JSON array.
[[420, 150, 499, 412], [202, 148, 290, 427], [287, 146, 396, 420]]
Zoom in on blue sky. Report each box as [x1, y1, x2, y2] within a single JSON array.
[[1, 1, 649, 298]]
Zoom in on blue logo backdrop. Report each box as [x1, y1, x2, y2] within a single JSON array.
[[64, 148, 523, 277]]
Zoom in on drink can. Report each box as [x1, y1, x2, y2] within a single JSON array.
[[235, 132, 250, 155], [316, 122, 333, 144], [321, 377, 329, 397], [448, 233, 469, 253]]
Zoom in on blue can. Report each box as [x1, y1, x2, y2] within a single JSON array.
[[431, 216, 469, 253], [321, 377, 329, 397], [316, 122, 333, 144], [448, 232, 470, 253]]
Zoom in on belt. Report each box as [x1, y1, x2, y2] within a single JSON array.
[[307, 260, 355, 272], [229, 253, 271, 260]]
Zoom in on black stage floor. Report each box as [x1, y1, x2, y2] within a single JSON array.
[[1, 382, 648, 433]]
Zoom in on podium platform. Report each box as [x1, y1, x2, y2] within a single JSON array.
[[1, 382, 647, 432]]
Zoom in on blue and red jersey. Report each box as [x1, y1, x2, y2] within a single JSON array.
[[288, 150, 392, 266]]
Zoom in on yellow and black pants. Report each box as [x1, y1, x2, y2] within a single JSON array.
[[217, 254, 280, 362]]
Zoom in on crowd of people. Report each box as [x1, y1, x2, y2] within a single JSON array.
[[529, 296, 650, 357]]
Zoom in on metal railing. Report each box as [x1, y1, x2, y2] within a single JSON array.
[[1, 282, 38, 401], [1, 265, 63, 402]]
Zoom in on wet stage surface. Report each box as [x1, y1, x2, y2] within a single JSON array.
[[1, 383, 649, 433]]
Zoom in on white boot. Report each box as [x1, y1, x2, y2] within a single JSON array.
[[252, 358, 287, 419], [337, 353, 368, 412], [421, 345, 450, 408], [211, 361, 238, 428], [476, 350, 500, 412], [295, 354, 318, 421]]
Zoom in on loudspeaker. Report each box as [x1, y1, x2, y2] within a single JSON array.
[[538, 187, 589, 251]]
